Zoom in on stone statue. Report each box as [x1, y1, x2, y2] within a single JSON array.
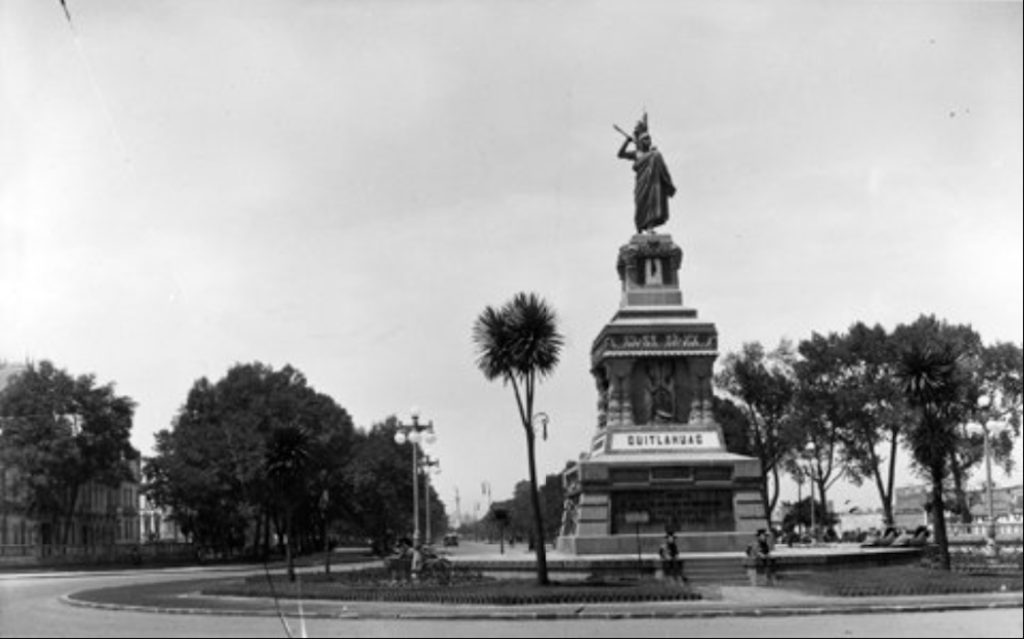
[[616, 114, 677, 234]]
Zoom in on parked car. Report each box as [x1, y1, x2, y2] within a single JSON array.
[[443, 533, 459, 547]]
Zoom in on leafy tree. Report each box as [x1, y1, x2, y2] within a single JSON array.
[[342, 418, 416, 554], [539, 473, 566, 543], [144, 363, 356, 558], [715, 341, 801, 523], [473, 292, 564, 586], [830, 323, 911, 527], [0, 361, 138, 547], [504, 474, 565, 547], [712, 396, 753, 456], [975, 342, 1023, 458], [792, 332, 852, 527], [955, 342, 1023, 515], [781, 497, 838, 536]]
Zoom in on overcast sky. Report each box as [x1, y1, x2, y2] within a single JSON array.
[[2, 0, 1022, 518]]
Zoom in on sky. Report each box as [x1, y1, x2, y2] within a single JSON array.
[[2, 0, 1022, 522]]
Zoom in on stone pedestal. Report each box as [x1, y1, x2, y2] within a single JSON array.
[[557, 233, 768, 555]]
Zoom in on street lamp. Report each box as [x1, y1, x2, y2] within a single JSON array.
[[804, 443, 818, 544], [793, 467, 806, 538], [420, 455, 440, 545], [394, 408, 436, 546], [970, 393, 1011, 542], [533, 412, 549, 441]]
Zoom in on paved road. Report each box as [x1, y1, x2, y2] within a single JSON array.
[[1, 565, 1021, 638]]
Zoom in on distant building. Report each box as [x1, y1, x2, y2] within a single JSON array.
[[969, 484, 1024, 522], [894, 482, 1024, 528], [1, 362, 33, 547], [894, 484, 931, 529], [1, 362, 141, 550], [836, 509, 885, 535], [139, 493, 186, 544]]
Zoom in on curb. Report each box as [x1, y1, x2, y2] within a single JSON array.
[[61, 592, 1023, 621]]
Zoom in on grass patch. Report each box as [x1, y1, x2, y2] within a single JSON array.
[[779, 565, 1023, 598], [202, 568, 701, 605]]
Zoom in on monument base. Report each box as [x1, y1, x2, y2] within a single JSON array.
[[557, 449, 768, 556], [557, 232, 769, 556]]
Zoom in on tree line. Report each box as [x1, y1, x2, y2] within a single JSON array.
[[714, 314, 1022, 570], [144, 363, 447, 579], [4, 309, 1020, 579], [459, 473, 566, 549], [1, 360, 447, 580]]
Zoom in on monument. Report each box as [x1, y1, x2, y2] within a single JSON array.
[[557, 115, 768, 555]]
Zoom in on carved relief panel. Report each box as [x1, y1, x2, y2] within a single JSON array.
[[626, 358, 699, 425]]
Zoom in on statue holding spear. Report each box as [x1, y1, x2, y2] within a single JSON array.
[[615, 113, 676, 235]]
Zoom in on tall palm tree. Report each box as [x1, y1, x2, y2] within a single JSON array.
[[473, 292, 563, 586], [267, 424, 312, 582], [896, 344, 962, 571]]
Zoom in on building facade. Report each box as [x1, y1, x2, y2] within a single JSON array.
[[139, 493, 186, 544], [894, 482, 1024, 528], [1, 362, 141, 552]]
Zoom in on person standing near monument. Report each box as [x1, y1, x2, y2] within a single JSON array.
[[664, 531, 687, 584], [749, 529, 775, 586], [617, 113, 677, 234]]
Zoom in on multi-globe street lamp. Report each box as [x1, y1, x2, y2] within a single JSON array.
[[793, 466, 807, 538], [420, 455, 440, 545], [394, 408, 436, 546], [803, 442, 819, 543], [969, 392, 1012, 542]]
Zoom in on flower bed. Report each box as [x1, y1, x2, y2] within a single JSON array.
[[780, 565, 1023, 598], [202, 568, 701, 605]]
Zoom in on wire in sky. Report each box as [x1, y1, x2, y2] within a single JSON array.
[[58, 0, 134, 168], [58, 0, 73, 26]]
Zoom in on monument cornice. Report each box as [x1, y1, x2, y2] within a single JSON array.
[[592, 329, 719, 362]]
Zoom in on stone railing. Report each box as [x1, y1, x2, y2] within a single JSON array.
[[947, 522, 1023, 540]]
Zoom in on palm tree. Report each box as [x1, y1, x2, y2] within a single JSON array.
[[896, 344, 962, 571], [267, 424, 312, 582], [473, 292, 564, 586]]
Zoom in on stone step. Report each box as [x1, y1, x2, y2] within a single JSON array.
[[675, 559, 747, 584], [453, 555, 751, 585]]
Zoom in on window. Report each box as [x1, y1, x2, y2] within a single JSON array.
[[611, 489, 735, 534], [610, 469, 651, 484], [694, 467, 733, 482], [651, 467, 692, 482]]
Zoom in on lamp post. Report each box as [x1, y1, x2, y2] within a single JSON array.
[[420, 455, 440, 545], [394, 408, 436, 546], [973, 393, 1010, 542], [804, 443, 817, 544], [794, 468, 805, 539], [533, 412, 549, 441]]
